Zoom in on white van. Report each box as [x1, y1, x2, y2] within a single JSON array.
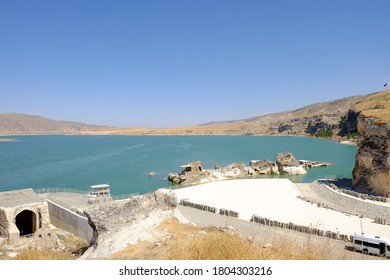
[[352, 232, 390, 257]]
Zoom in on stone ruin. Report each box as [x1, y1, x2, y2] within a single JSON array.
[[275, 152, 307, 175], [169, 161, 250, 185], [168, 151, 329, 185], [168, 161, 205, 184], [0, 189, 58, 249], [181, 161, 203, 174], [249, 159, 277, 174]]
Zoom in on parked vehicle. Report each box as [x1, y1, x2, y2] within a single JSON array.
[[352, 232, 390, 257]]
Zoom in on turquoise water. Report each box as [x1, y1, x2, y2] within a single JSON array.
[[0, 135, 356, 195]]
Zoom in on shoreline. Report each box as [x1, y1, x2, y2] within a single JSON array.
[[0, 133, 352, 141], [0, 138, 17, 142], [339, 140, 357, 146]]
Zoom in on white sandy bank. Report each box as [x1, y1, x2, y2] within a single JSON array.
[[173, 179, 390, 239]]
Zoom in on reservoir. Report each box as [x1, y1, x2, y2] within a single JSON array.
[[0, 135, 356, 195]]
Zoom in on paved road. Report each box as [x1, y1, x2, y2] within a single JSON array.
[[38, 192, 92, 210]]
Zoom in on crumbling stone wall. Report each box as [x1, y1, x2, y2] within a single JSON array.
[[33, 227, 58, 250], [0, 210, 8, 238]]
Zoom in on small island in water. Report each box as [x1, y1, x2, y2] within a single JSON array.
[[168, 151, 330, 185]]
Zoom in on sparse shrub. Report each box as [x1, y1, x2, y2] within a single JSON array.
[[314, 129, 333, 138]]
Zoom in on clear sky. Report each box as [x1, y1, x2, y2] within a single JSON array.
[[1, 0, 389, 128]]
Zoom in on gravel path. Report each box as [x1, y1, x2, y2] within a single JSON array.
[[296, 182, 390, 221]]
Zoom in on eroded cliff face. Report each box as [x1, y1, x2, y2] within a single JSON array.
[[80, 189, 179, 259], [352, 114, 390, 196]]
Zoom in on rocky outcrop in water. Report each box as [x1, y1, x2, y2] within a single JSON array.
[[169, 161, 249, 185], [353, 115, 390, 197], [168, 153, 329, 185], [249, 159, 277, 174], [275, 152, 307, 175]]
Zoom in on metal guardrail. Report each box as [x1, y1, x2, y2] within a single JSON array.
[[34, 187, 139, 201], [34, 188, 89, 195]]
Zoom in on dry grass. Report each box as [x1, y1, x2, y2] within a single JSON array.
[[167, 228, 342, 260], [4, 249, 78, 260], [354, 90, 390, 123], [1, 229, 88, 260], [109, 218, 349, 260]]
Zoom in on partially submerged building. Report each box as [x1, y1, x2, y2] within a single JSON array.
[[0, 188, 57, 249], [180, 161, 203, 174]]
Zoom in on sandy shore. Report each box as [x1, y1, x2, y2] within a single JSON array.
[[339, 140, 356, 145], [173, 179, 390, 240]]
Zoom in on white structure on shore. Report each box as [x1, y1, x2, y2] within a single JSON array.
[[89, 184, 111, 197]]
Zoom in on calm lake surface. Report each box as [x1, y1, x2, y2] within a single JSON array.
[[0, 135, 356, 195]]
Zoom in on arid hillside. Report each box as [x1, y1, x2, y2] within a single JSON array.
[[1, 91, 387, 136], [0, 113, 111, 135], [353, 90, 390, 124], [81, 93, 369, 136]]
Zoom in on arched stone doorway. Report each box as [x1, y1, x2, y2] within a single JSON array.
[[15, 210, 37, 236]]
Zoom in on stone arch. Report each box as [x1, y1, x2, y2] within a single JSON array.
[[15, 210, 37, 236]]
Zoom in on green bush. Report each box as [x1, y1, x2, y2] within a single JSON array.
[[314, 129, 333, 138]]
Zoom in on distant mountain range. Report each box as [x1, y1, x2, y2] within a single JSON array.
[[0, 114, 111, 135], [0, 90, 388, 136]]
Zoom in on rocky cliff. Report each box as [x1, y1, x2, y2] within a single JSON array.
[[80, 189, 179, 259], [352, 91, 390, 196], [352, 115, 390, 196], [338, 110, 359, 137]]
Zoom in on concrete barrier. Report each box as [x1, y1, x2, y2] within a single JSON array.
[[179, 199, 217, 213], [250, 214, 352, 242], [47, 200, 93, 243], [219, 208, 239, 218]]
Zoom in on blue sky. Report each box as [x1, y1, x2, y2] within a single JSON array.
[[1, 0, 389, 128]]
